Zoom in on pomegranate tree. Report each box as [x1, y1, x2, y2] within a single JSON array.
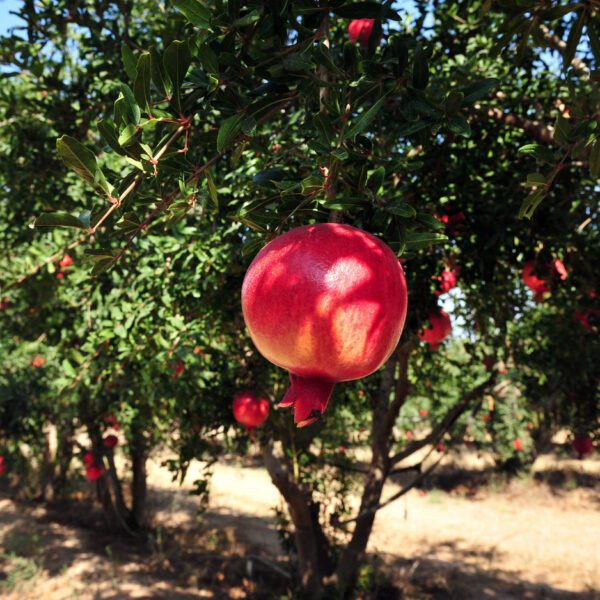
[[232, 391, 270, 431], [242, 223, 407, 427]]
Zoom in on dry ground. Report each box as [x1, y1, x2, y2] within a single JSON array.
[[0, 449, 599, 599]]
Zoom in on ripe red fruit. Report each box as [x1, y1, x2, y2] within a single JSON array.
[[83, 452, 95, 466], [513, 438, 523, 452], [31, 355, 45, 368], [405, 430, 413, 441], [0, 456, 5, 476], [348, 19, 375, 46], [56, 271, 65, 280], [418, 310, 452, 350], [170, 359, 185, 379], [522, 259, 567, 301], [232, 391, 270, 430], [59, 254, 73, 268], [436, 443, 446, 453], [103, 434, 118, 449], [103, 414, 120, 430], [482, 414, 491, 424], [419, 409, 429, 417], [85, 464, 103, 482], [272, 143, 281, 153], [572, 435, 593, 460], [434, 270, 457, 296], [242, 223, 408, 427], [338, 445, 346, 454]]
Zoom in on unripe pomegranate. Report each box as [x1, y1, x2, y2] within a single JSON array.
[[103, 434, 118, 449], [434, 270, 457, 296], [418, 310, 451, 350], [573, 435, 593, 460], [232, 391, 270, 430], [348, 19, 375, 46], [242, 223, 408, 427]]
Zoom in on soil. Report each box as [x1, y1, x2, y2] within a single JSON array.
[[0, 449, 599, 599]]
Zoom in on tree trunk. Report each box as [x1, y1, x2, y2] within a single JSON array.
[[263, 444, 331, 598], [130, 441, 147, 530]]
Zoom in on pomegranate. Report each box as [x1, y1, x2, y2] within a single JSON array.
[[169, 359, 185, 380], [103, 434, 118, 449], [59, 254, 73, 268], [242, 223, 408, 427], [0, 456, 5, 476], [434, 269, 457, 296], [104, 414, 120, 430], [85, 464, 103, 482], [522, 259, 567, 301], [83, 451, 95, 466], [232, 391, 270, 430], [348, 19, 375, 46], [418, 310, 451, 350], [573, 309, 599, 333], [31, 355, 45, 368], [419, 409, 429, 417], [513, 438, 523, 452], [573, 435, 593, 460]]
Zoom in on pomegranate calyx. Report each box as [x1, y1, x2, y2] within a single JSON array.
[[279, 373, 335, 428]]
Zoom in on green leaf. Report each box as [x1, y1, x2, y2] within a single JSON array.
[[35, 212, 88, 229], [553, 114, 571, 145], [91, 258, 115, 276], [346, 95, 387, 139], [412, 45, 429, 90], [313, 42, 343, 77], [396, 119, 432, 137], [331, 147, 349, 161], [460, 78, 499, 104], [205, 169, 218, 208], [120, 84, 141, 125], [282, 53, 312, 73], [150, 47, 171, 98], [118, 124, 139, 147], [242, 237, 264, 258], [386, 200, 416, 218], [56, 135, 112, 195], [518, 143, 555, 163], [173, 0, 211, 28], [416, 212, 445, 229], [590, 141, 600, 179], [98, 119, 125, 156], [563, 11, 585, 71], [367, 166, 385, 193], [217, 113, 243, 152], [199, 43, 219, 74], [121, 45, 137, 81], [519, 189, 545, 219], [524, 172, 547, 187], [405, 232, 448, 250], [164, 40, 192, 114], [448, 115, 471, 138], [133, 52, 152, 114], [444, 91, 464, 115]]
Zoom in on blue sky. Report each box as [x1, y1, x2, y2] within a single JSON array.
[[0, 0, 24, 35]]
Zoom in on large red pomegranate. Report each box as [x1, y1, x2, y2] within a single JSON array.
[[348, 19, 375, 46], [418, 310, 451, 350], [242, 223, 408, 427], [573, 435, 593, 460], [232, 391, 270, 430]]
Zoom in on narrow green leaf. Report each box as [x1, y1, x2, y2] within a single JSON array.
[[205, 169, 218, 208], [460, 78, 499, 104], [91, 258, 115, 276], [150, 47, 171, 98], [405, 232, 448, 250], [118, 124, 139, 147], [121, 45, 137, 80], [412, 45, 429, 90], [35, 212, 88, 229], [133, 52, 152, 114], [346, 95, 387, 139], [173, 0, 211, 28], [386, 200, 416, 218], [217, 113, 243, 152], [199, 43, 219, 74], [553, 114, 571, 145], [519, 189, 545, 219], [590, 141, 600, 179], [448, 115, 471, 138], [120, 84, 141, 125], [518, 143, 556, 163], [164, 40, 192, 114]]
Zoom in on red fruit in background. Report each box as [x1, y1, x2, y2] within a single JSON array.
[[272, 143, 280, 153], [552, 258, 567, 281], [103, 434, 118, 449], [482, 414, 491, 424], [104, 415, 120, 430], [513, 438, 523, 452], [348, 19, 375, 46], [572, 435, 593, 460], [56, 271, 65, 279], [242, 223, 408, 427], [338, 445, 346, 454], [193, 346, 203, 355], [406, 430, 413, 440], [232, 391, 270, 430], [418, 310, 452, 350], [419, 409, 429, 417], [436, 443, 446, 453], [0, 297, 8, 311], [434, 270, 457, 296], [573, 309, 599, 333], [0, 456, 5, 476], [522, 261, 549, 298], [59, 254, 73, 268], [83, 452, 95, 466], [170, 359, 185, 380], [31, 355, 45, 368], [85, 465, 103, 482]]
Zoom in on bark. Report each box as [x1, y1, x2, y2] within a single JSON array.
[[263, 444, 331, 598], [130, 441, 147, 530]]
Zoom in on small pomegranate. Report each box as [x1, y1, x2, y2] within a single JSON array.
[[513, 438, 523, 452], [0, 456, 5, 476], [59, 254, 73, 268], [419, 409, 429, 417], [573, 435, 593, 460], [104, 415, 120, 430], [405, 430, 413, 441], [522, 259, 567, 301], [242, 223, 408, 427], [85, 464, 103, 482], [31, 355, 45, 368], [272, 143, 281, 153], [436, 442, 446, 453], [170, 359, 185, 380], [434, 270, 457, 296], [232, 391, 270, 431], [83, 451, 95, 466], [348, 19, 375, 46], [418, 310, 452, 350], [56, 271, 65, 280], [103, 434, 118, 449]]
